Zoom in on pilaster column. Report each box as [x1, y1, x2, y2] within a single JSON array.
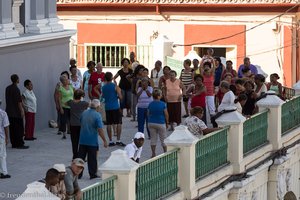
[[256, 91, 284, 150], [164, 125, 199, 200], [0, 0, 19, 39], [27, 0, 51, 34], [12, 0, 24, 34], [99, 150, 139, 200], [216, 107, 246, 173], [45, 0, 63, 32]]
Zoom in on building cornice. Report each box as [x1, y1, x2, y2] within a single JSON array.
[[0, 30, 76, 48], [57, 0, 298, 4], [57, 0, 299, 13]]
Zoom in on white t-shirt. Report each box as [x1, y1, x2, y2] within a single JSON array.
[[77, 68, 82, 80], [218, 90, 235, 112], [255, 83, 268, 97], [70, 77, 82, 90], [235, 102, 243, 114], [0, 109, 9, 139], [22, 89, 37, 113], [124, 142, 143, 161], [183, 116, 207, 138]]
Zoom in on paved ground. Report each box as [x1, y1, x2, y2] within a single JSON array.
[[1, 116, 173, 199]]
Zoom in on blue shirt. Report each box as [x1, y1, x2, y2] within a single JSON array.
[[79, 108, 103, 147], [214, 64, 223, 86], [148, 100, 166, 124], [102, 82, 120, 111], [237, 64, 258, 78]]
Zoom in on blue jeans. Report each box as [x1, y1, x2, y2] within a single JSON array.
[[137, 107, 150, 138], [120, 89, 132, 109]]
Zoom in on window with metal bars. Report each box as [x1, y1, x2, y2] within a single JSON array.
[[86, 44, 127, 68]]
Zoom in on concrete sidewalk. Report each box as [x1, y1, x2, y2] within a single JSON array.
[[1, 117, 171, 199]]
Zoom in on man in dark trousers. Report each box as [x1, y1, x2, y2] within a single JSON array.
[[78, 99, 108, 179], [5, 74, 29, 149]]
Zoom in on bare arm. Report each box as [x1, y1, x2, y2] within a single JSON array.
[[158, 77, 164, 89], [113, 72, 119, 84], [180, 81, 186, 96], [82, 77, 86, 90], [163, 86, 168, 102], [278, 83, 283, 97], [18, 102, 24, 118], [98, 128, 108, 148], [116, 86, 123, 100], [203, 127, 221, 135], [136, 87, 143, 99], [135, 80, 141, 94], [58, 91, 64, 114], [164, 108, 169, 128]]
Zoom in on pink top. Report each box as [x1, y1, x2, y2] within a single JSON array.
[[166, 79, 182, 102], [203, 75, 214, 96]]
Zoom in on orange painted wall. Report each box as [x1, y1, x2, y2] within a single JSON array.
[[184, 25, 246, 69], [283, 26, 292, 87], [77, 23, 136, 67]]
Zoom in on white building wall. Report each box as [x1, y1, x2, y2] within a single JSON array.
[[58, 12, 295, 84]]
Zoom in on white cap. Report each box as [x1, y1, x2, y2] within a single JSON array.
[[134, 132, 145, 139], [53, 164, 66, 173]]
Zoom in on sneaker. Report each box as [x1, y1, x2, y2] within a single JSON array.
[[15, 145, 29, 149], [0, 173, 11, 179], [24, 138, 35, 141], [116, 142, 126, 147], [90, 175, 101, 180], [57, 131, 62, 135], [108, 142, 115, 147], [62, 136, 66, 139]]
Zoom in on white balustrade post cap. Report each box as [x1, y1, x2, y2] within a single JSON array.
[[256, 90, 284, 108], [99, 149, 139, 174], [215, 106, 246, 126], [164, 125, 199, 147], [16, 181, 60, 200]]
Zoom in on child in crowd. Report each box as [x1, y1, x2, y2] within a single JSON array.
[[124, 132, 145, 163]]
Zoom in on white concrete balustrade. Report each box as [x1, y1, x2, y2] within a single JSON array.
[[98, 92, 300, 200], [0, 0, 63, 39]]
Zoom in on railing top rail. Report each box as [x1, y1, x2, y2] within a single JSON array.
[[139, 148, 180, 167], [81, 175, 117, 192], [283, 94, 300, 102], [197, 126, 229, 142], [244, 109, 269, 121]]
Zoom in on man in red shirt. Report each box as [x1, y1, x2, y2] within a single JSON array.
[[88, 62, 105, 100]]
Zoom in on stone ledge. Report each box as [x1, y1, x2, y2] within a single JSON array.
[[0, 30, 76, 48]]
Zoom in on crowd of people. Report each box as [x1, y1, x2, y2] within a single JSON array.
[[0, 49, 287, 199]]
